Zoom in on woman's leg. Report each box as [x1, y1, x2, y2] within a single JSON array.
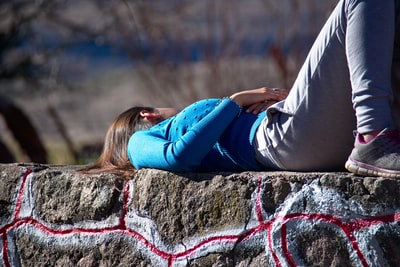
[[255, 0, 396, 171], [346, 0, 395, 133]]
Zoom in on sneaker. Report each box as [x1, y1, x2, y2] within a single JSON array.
[[345, 128, 400, 178]]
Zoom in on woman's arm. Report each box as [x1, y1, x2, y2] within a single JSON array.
[[229, 86, 289, 114]]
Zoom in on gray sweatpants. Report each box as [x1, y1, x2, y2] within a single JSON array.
[[255, 0, 399, 171]]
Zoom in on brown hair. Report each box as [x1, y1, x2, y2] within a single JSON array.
[[80, 106, 155, 179]]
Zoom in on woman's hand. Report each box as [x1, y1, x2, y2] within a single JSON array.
[[229, 87, 289, 114]]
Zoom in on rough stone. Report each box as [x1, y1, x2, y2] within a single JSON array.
[[34, 168, 123, 223], [1, 163, 400, 266], [133, 169, 256, 245], [0, 164, 26, 224]]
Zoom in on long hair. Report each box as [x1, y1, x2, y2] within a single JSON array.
[[80, 106, 155, 179]]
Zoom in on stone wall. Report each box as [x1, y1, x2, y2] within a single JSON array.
[[1, 163, 400, 266]]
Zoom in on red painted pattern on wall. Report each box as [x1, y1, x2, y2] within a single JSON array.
[[1, 170, 400, 266]]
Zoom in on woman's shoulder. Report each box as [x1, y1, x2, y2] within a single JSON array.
[[185, 98, 219, 110], [171, 98, 220, 122]]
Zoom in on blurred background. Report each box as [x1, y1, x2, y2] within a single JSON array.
[[0, 0, 338, 165]]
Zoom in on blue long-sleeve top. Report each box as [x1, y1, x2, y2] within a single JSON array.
[[128, 98, 266, 172]]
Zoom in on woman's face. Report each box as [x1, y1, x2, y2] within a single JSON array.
[[155, 108, 180, 121]]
